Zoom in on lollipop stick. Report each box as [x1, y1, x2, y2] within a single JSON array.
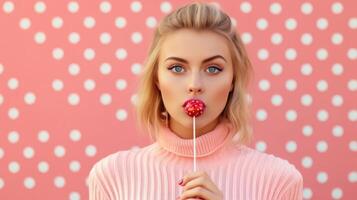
[[193, 116, 197, 172]]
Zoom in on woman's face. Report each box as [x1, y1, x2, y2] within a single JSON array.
[[156, 29, 234, 139]]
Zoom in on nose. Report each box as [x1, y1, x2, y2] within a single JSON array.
[[188, 72, 203, 95]]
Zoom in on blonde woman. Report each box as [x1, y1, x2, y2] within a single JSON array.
[[88, 2, 303, 200]]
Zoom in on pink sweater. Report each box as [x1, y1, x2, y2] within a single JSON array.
[[88, 120, 303, 200]]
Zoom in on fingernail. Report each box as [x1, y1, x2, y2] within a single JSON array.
[[178, 178, 183, 186]]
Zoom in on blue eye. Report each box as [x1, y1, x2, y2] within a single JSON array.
[[207, 66, 222, 73], [168, 65, 184, 73]]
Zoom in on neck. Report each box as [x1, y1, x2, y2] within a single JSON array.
[[169, 117, 220, 139]]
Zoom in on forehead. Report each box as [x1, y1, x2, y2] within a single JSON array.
[[159, 29, 231, 61]]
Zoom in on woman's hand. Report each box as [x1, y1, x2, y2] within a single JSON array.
[[177, 170, 223, 200]]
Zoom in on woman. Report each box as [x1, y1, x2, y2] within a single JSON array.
[[88, 2, 303, 200]]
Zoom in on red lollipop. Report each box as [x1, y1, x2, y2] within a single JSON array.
[[182, 99, 206, 117]]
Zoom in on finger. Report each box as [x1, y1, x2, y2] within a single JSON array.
[[179, 186, 213, 200], [183, 176, 216, 194], [181, 170, 208, 186]]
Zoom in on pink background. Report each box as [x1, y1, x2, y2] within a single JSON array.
[[0, 0, 356, 199]]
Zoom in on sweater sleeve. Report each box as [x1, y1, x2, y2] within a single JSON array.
[[88, 164, 110, 200], [280, 169, 303, 200]]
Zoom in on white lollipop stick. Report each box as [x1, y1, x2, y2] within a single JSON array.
[[193, 116, 197, 172]]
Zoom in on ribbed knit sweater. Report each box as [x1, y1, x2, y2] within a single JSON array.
[[88, 120, 303, 200]]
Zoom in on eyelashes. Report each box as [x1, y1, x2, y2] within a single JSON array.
[[167, 64, 223, 74]]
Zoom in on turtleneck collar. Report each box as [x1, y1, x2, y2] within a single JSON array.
[[156, 119, 235, 158]]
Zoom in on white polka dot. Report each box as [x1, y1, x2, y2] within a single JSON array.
[[131, 94, 138, 106], [100, 93, 112, 105], [34, 31, 46, 44], [0, 63, 4, 74], [83, 48, 95, 61], [332, 125, 343, 137], [241, 32, 252, 44], [85, 145, 97, 157], [316, 140, 328, 152], [285, 48, 297, 60], [257, 48, 269, 60], [348, 17, 357, 29], [9, 161, 20, 173], [255, 141, 267, 152], [146, 16, 157, 28], [302, 125, 313, 137], [116, 109, 128, 121], [8, 131, 20, 143], [348, 79, 357, 91], [303, 188, 313, 199], [131, 32, 143, 44], [271, 33, 283, 45], [3, 1, 15, 13], [240, 1, 252, 13], [348, 171, 357, 183], [115, 48, 127, 60], [271, 63, 283, 75], [100, 32, 111, 44], [23, 146, 35, 159], [230, 17, 237, 27], [52, 79, 64, 91], [115, 17, 126, 29], [160, 1, 172, 13], [256, 109, 267, 121], [19, 18, 31, 30], [24, 92, 36, 105], [256, 18, 268, 30], [54, 145, 66, 157], [34, 1, 46, 13], [286, 110, 297, 121], [130, 1, 142, 13], [52, 48, 64, 60], [301, 156, 313, 168], [84, 79, 96, 91], [286, 140, 297, 153], [259, 79, 270, 91], [68, 93, 80, 105], [301, 63, 313, 76], [38, 161, 49, 173], [348, 110, 357, 122], [301, 2, 313, 15], [38, 130, 50, 143], [331, 188, 343, 199], [317, 109, 329, 122], [68, 63, 80, 76], [83, 16, 95, 29], [0, 178, 4, 189], [69, 192, 81, 200], [271, 94, 283, 106], [0, 94, 3, 105], [99, 1, 111, 13], [131, 63, 142, 75], [301, 94, 313, 106], [68, 32, 80, 44], [51, 16, 63, 29], [100, 63, 112, 75], [24, 177, 36, 189], [301, 33, 313, 45], [0, 148, 4, 159], [8, 77, 19, 90], [331, 63, 343, 75], [69, 160, 81, 172], [285, 18, 297, 30], [317, 171, 328, 183], [316, 48, 328, 60], [331, 2, 343, 14], [69, 129, 81, 142], [270, 2, 282, 15], [331, 94, 343, 107], [316, 80, 328, 92], [316, 18, 329, 30], [116, 79, 127, 90], [8, 107, 19, 120], [285, 79, 297, 91], [54, 176, 66, 188], [68, 1, 79, 13], [331, 33, 343, 44], [347, 48, 357, 60]]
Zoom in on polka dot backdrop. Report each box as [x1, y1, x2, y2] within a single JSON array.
[[0, 0, 356, 199]]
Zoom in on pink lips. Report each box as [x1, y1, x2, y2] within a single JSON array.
[[182, 98, 206, 117]]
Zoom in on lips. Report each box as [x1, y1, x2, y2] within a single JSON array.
[[182, 98, 206, 117]]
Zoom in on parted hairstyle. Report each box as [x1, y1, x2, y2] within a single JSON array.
[[134, 2, 254, 145]]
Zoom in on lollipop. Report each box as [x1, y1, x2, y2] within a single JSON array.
[[182, 99, 206, 172]]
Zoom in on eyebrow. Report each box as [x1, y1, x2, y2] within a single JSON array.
[[164, 55, 227, 64]]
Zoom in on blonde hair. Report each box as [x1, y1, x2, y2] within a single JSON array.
[[134, 2, 254, 145]]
